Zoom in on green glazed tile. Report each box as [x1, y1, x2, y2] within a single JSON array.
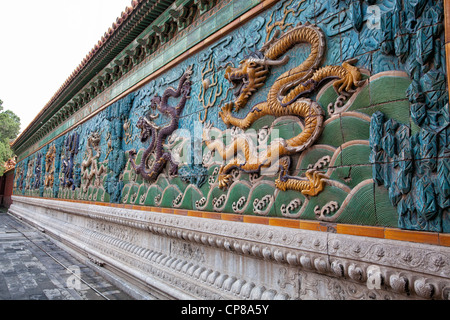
[[248, 182, 276, 216], [296, 147, 335, 172], [200, 16, 217, 39], [330, 162, 373, 190], [144, 185, 162, 206], [189, 185, 206, 211], [340, 115, 371, 143], [359, 100, 411, 127], [159, 185, 180, 208], [346, 85, 371, 111], [96, 188, 105, 202], [222, 182, 251, 214], [274, 189, 307, 218], [369, 76, 411, 106], [333, 181, 378, 226], [187, 26, 202, 48], [136, 184, 148, 205], [316, 117, 343, 148], [216, 3, 234, 29], [204, 185, 227, 212], [374, 184, 400, 228], [300, 184, 348, 220], [317, 85, 339, 118]]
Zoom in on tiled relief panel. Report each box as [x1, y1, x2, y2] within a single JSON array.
[[13, 0, 449, 233]]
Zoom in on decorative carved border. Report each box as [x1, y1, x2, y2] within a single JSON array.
[[9, 195, 450, 300]]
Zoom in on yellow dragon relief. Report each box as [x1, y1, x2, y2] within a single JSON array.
[[44, 145, 56, 188], [203, 22, 366, 196], [81, 132, 107, 193]]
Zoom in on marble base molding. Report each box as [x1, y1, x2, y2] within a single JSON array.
[[8, 195, 450, 300]]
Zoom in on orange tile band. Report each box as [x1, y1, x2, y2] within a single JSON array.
[[12, 195, 450, 248]]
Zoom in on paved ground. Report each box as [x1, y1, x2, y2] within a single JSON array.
[[0, 207, 133, 300]]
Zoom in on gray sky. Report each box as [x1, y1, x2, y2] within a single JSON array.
[[0, 0, 132, 134]]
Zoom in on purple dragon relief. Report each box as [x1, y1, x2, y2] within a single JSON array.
[[127, 65, 193, 182]]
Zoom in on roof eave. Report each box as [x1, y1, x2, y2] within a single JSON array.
[[12, 0, 177, 152]]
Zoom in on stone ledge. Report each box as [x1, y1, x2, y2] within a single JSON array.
[[12, 195, 450, 247], [9, 196, 450, 300]]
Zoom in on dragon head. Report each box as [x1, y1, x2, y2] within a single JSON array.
[[136, 116, 154, 143], [88, 132, 101, 147], [136, 97, 161, 144], [225, 51, 288, 112], [150, 95, 161, 110], [225, 51, 269, 111]]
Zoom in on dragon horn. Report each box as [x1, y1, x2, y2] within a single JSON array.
[[344, 58, 358, 65], [262, 56, 290, 66], [260, 29, 280, 53]]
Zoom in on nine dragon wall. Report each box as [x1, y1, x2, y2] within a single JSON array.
[[12, 0, 449, 233]]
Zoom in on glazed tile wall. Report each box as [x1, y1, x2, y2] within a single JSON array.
[[13, 0, 449, 233]]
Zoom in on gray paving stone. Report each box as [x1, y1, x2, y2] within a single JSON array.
[[0, 208, 133, 300]]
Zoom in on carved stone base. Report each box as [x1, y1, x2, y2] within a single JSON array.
[[8, 196, 450, 300]]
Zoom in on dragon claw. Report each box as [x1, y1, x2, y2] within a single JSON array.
[[218, 174, 233, 190], [219, 103, 235, 125], [185, 65, 194, 77], [302, 170, 328, 196], [225, 102, 234, 111], [333, 60, 365, 95], [275, 169, 328, 196], [275, 179, 287, 191], [203, 121, 214, 141], [205, 121, 213, 130], [169, 165, 178, 177]]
